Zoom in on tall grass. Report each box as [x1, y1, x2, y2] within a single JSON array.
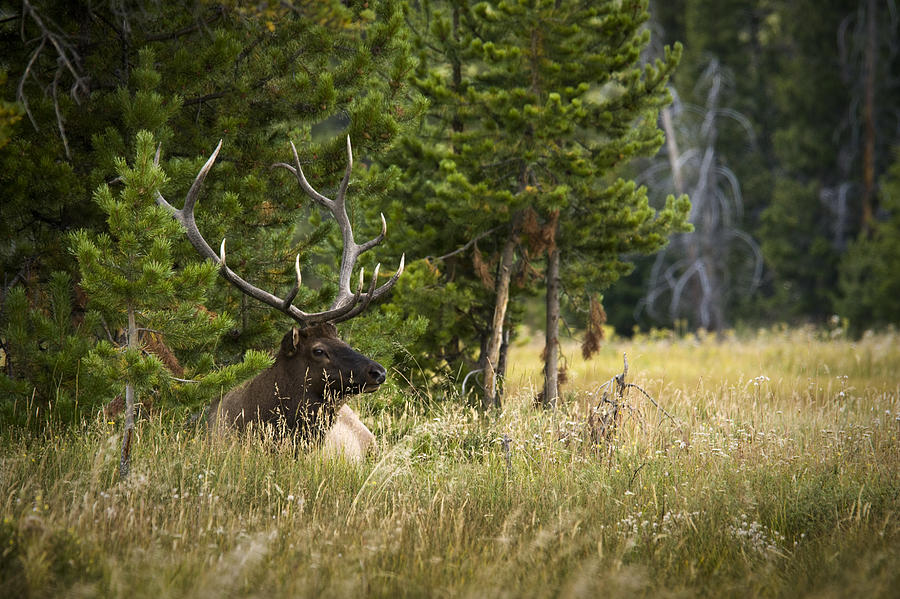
[[2, 328, 899, 597]]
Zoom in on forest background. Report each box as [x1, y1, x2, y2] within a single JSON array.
[[1, 0, 899, 421]]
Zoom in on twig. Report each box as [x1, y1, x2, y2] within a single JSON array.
[[144, 6, 224, 42], [587, 353, 677, 453], [22, 1, 87, 99], [501, 434, 511, 479], [17, 36, 45, 129], [51, 63, 71, 160], [461, 368, 483, 396], [624, 383, 676, 423], [17, 0, 89, 136], [628, 461, 649, 489], [182, 90, 230, 107], [428, 227, 501, 262]]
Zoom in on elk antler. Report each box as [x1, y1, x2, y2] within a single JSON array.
[[154, 137, 404, 325]]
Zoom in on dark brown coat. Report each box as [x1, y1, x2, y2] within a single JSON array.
[[208, 324, 385, 439]]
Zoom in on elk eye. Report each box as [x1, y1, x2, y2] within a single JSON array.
[[312, 348, 327, 358]]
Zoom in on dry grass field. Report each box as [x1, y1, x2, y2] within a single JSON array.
[[2, 327, 899, 597]]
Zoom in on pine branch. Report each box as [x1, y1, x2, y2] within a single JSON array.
[[428, 226, 501, 262], [143, 6, 225, 42]]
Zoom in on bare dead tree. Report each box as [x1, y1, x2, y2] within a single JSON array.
[[637, 59, 763, 331], [16, 0, 91, 159]]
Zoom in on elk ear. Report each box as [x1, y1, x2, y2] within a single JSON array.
[[281, 327, 301, 357]]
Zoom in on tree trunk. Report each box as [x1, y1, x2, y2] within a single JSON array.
[[450, 5, 464, 138], [861, 0, 877, 235], [119, 305, 137, 479], [661, 104, 684, 196], [542, 246, 561, 409], [481, 226, 517, 410], [496, 327, 511, 399]]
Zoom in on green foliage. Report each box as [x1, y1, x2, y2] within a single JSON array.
[[1, 1, 422, 423], [379, 0, 689, 380], [70, 131, 264, 413], [837, 151, 900, 332], [759, 179, 839, 320], [641, 0, 900, 329], [757, 0, 860, 322], [0, 272, 111, 423]]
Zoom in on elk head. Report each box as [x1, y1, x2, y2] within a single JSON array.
[[278, 324, 387, 398]]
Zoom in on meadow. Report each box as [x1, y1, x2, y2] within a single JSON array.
[[1, 327, 898, 597]]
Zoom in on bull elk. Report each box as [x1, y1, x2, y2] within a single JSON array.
[[154, 137, 403, 460]]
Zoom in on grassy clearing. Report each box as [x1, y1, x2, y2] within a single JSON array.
[[2, 328, 899, 597]]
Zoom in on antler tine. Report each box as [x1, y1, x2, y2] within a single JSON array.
[[184, 140, 224, 216], [331, 254, 405, 324], [281, 254, 302, 310], [372, 253, 405, 301], [156, 141, 318, 325], [154, 140, 223, 264], [336, 135, 353, 207], [332, 263, 380, 324], [271, 142, 334, 209], [357, 212, 388, 254]]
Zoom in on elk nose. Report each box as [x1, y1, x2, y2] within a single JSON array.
[[368, 364, 386, 386]]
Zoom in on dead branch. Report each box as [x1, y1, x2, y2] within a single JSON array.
[[623, 383, 676, 423], [429, 226, 501, 262], [628, 461, 649, 489], [17, 0, 90, 141], [587, 353, 677, 452]]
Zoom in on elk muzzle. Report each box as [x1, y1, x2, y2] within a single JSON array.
[[364, 362, 387, 390]]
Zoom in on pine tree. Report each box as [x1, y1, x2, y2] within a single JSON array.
[[0, 272, 109, 424], [758, 0, 857, 322], [837, 150, 900, 331], [382, 0, 689, 407], [1, 1, 422, 420], [375, 0, 527, 402], [762, 0, 900, 323], [71, 131, 268, 478]]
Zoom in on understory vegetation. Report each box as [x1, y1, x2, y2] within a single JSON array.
[[2, 327, 898, 598]]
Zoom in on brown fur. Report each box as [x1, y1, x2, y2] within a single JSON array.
[[143, 331, 184, 377], [208, 323, 386, 442], [103, 394, 153, 421]]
